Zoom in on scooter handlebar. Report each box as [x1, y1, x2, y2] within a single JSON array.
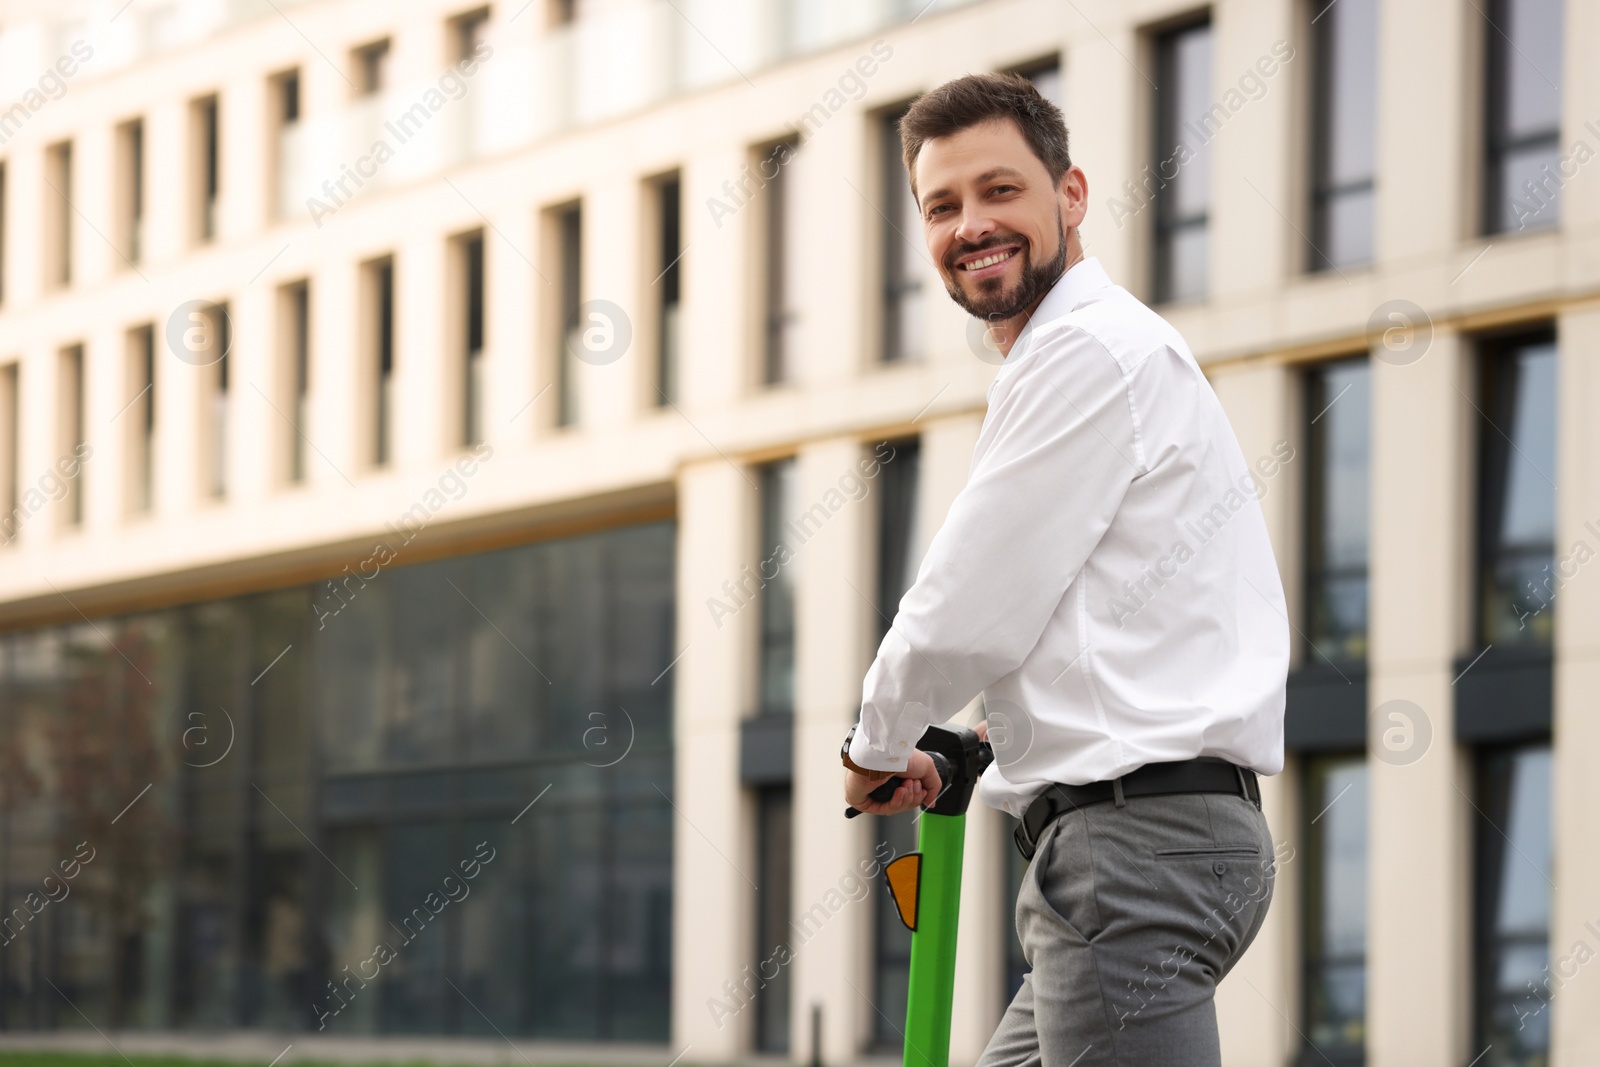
[[844, 725, 991, 819]]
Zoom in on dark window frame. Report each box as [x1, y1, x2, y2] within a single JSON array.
[[1151, 17, 1212, 305]]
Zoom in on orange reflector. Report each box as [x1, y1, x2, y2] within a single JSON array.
[[884, 853, 923, 932]]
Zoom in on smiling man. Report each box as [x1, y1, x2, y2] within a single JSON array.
[[840, 74, 1290, 1066]]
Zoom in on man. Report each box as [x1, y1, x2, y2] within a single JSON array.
[[841, 73, 1289, 1066]]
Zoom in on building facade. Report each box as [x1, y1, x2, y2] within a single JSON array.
[[0, 0, 1596, 1064]]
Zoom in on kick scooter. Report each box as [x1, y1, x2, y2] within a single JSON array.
[[844, 724, 994, 1067]]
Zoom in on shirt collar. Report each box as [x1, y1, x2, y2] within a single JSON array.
[[994, 256, 1113, 380]]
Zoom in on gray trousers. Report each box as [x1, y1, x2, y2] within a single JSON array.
[[978, 790, 1277, 1067]]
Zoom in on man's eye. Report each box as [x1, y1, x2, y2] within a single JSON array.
[[927, 204, 952, 217], [990, 185, 1018, 195]]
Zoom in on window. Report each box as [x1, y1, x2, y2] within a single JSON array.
[[1020, 58, 1063, 107], [881, 107, 923, 364], [199, 305, 231, 498], [757, 458, 799, 714], [760, 140, 799, 384], [1301, 754, 1369, 1063], [870, 437, 920, 1048], [270, 70, 300, 221], [354, 39, 390, 95], [1308, 0, 1377, 271], [363, 257, 395, 466], [45, 141, 72, 287], [0, 363, 17, 542], [452, 7, 491, 60], [555, 204, 582, 427], [58, 344, 85, 525], [279, 281, 310, 484], [1483, 0, 1564, 234], [1151, 20, 1212, 304], [125, 325, 155, 513], [1474, 332, 1556, 647], [547, 0, 578, 27], [116, 119, 145, 265], [1304, 358, 1371, 662], [654, 174, 682, 406], [1472, 743, 1553, 1066], [754, 784, 792, 1053], [191, 95, 220, 243], [458, 231, 486, 446]]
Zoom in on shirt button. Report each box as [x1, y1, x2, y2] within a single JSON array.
[[898, 741, 908, 747], [888, 756, 901, 763]]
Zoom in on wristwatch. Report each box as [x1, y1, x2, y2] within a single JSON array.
[[841, 723, 896, 780]]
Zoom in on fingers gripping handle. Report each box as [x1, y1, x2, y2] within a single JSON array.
[[844, 724, 990, 818]]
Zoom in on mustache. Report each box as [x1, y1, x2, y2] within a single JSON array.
[[945, 234, 1025, 271]]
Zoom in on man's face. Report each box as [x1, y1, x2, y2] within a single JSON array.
[[913, 117, 1087, 322]]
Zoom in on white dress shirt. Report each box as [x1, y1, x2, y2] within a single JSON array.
[[849, 257, 1290, 818]]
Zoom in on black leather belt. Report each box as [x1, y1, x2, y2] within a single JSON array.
[[1014, 757, 1261, 861]]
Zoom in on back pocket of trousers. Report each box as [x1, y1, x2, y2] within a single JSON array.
[[1153, 845, 1261, 858]]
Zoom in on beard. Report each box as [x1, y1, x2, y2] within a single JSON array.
[[943, 208, 1069, 323]]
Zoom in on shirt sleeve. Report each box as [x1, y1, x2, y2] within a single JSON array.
[[848, 325, 1144, 773]]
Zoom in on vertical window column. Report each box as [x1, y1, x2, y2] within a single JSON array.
[[271, 70, 300, 221], [117, 119, 145, 266], [58, 344, 85, 525], [1301, 755, 1370, 1061], [1308, 0, 1377, 271], [125, 326, 155, 513], [459, 231, 486, 446], [554, 205, 582, 428], [654, 174, 682, 406], [881, 108, 922, 364], [277, 281, 310, 484], [0, 363, 17, 543], [363, 257, 395, 467], [45, 142, 73, 288], [201, 305, 231, 498], [1151, 21, 1212, 304], [760, 141, 799, 385], [1483, 0, 1565, 233], [191, 95, 220, 244]]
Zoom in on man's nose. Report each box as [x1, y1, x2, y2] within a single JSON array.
[[954, 203, 996, 246]]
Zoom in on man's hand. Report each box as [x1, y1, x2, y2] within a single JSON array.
[[844, 749, 943, 816]]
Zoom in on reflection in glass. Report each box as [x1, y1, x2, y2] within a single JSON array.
[[1476, 335, 1557, 646], [1305, 359, 1371, 662], [1309, 0, 1377, 271], [1153, 21, 1213, 303], [1483, 0, 1564, 233], [1302, 755, 1369, 1062], [1473, 744, 1553, 1067]]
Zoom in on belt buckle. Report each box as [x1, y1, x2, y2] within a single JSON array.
[[1013, 819, 1037, 862]]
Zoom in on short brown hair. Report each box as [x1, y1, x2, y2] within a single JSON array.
[[899, 72, 1071, 203]]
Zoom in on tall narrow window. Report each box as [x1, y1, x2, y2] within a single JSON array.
[[1473, 743, 1553, 1065], [271, 69, 300, 221], [555, 205, 582, 427], [452, 7, 491, 59], [1152, 20, 1212, 304], [279, 281, 310, 483], [192, 95, 220, 243], [459, 231, 486, 446], [1483, 0, 1564, 234], [1304, 358, 1371, 662], [654, 174, 682, 406], [58, 344, 85, 525], [125, 325, 155, 513], [753, 455, 798, 1054], [1309, 0, 1377, 271], [0, 162, 7, 303], [354, 39, 390, 96], [1474, 332, 1557, 647], [760, 140, 799, 384], [881, 108, 922, 364], [1301, 754, 1370, 1062], [200, 305, 231, 498], [117, 119, 145, 266], [364, 257, 395, 466], [871, 438, 920, 1049], [45, 141, 73, 288], [0, 363, 18, 543], [1022, 58, 1063, 106]]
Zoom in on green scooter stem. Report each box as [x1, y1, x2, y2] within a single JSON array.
[[902, 810, 965, 1067]]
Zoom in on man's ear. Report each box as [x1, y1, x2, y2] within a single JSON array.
[[1059, 165, 1088, 227]]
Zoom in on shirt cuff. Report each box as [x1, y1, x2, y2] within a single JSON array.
[[848, 706, 929, 773]]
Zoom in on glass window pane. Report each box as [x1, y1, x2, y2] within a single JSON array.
[[1303, 755, 1369, 1059], [1474, 744, 1553, 1066], [1305, 359, 1371, 661], [759, 459, 799, 713], [1499, 0, 1563, 140], [1154, 22, 1212, 303]]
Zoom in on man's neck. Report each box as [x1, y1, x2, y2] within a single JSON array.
[[993, 249, 1085, 358]]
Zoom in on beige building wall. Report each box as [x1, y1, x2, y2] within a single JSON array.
[[0, 0, 1597, 1062]]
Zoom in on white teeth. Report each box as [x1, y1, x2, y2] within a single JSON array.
[[963, 249, 1016, 270]]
